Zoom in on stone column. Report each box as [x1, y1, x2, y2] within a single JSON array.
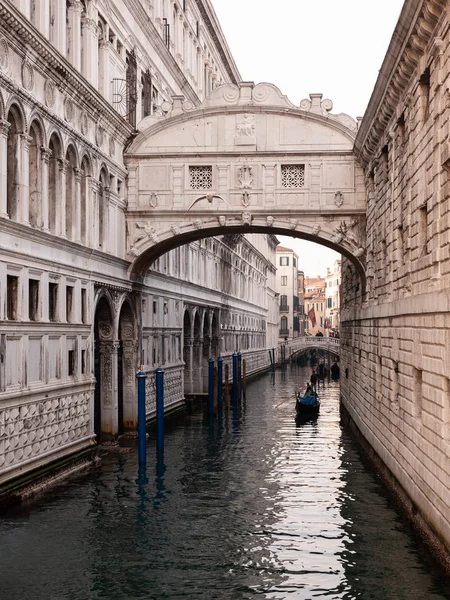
[[74, 166, 82, 243], [84, 175, 93, 247], [67, 0, 83, 71], [40, 147, 51, 231], [19, 133, 32, 225], [99, 340, 119, 439], [193, 339, 203, 394], [35, 0, 50, 38], [122, 340, 137, 429], [57, 158, 68, 238], [90, 178, 99, 247], [81, 17, 98, 85], [183, 337, 194, 395], [0, 120, 10, 218], [98, 40, 110, 100]]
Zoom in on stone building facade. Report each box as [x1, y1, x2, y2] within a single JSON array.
[[341, 0, 450, 556], [275, 245, 300, 340], [0, 0, 277, 487]]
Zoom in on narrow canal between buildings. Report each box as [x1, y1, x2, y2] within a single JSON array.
[[1, 365, 449, 600]]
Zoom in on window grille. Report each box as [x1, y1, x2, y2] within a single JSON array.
[[163, 18, 170, 48], [142, 70, 152, 118], [189, 166, 213, 190], [281, 164, 305, 188]]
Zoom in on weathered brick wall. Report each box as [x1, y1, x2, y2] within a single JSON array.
[[342, 0, 450, 551]]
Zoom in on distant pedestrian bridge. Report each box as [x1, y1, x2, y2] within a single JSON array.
[[280, 336, 340, 359]]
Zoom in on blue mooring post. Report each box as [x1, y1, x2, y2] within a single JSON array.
[[232, 352, 238, 406], [217, 357, 223, 411], [155, 367, 165, 454], [208, 358, 215, 414], [136, 370, 147, 466], [237, 352, 242, 400]]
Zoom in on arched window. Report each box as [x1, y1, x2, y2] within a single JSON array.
[[48, 133, 61, 234], [281, 316, 288, 332], [29, 120, 43, 228], [65, 146, 77, 240], [6, 106, 23, 222]]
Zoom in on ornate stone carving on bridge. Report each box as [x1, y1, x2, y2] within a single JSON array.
[[312, 224, 321, 236], [218, 215, 226, 226], [235, 114, 256, 145], [134, 222, 160, 245], [334, 191, 344, 207], [331, 219, 365, 256], [289, 219, 298, 230], [266, 216, 275, 227], [241, 212, 252, 226], [238, 166, 253, 189]]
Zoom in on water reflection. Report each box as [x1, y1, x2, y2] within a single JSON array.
[[0, 366, 449, 600]]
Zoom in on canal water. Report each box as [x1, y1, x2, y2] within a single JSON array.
[[1, 366, 449, 600]]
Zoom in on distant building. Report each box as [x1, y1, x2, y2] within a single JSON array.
[[297, 270, 306, 336], [276, 246, 300, 339], [304, 276, 326, 335], [325, 260, 341, 335]]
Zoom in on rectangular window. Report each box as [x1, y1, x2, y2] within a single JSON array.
[[281, 164, 305, 188], [419, 67, 430, 121], [293, 257, 297, 267], [153, 300, 157, 315], [81, 288, 87, 324], [81, 349, 86, 375], [68, 350, 75, 376], [281, 276, 287, 286], [49, 282, 58, 322], [7, 275, 18, 321], [29, 279, 39, 321], [66, 286, 74, 322], [189, 166, 213, 190], [279, 257, 289, 266]]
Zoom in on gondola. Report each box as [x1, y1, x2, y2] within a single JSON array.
[[295, 392, 320, 418]]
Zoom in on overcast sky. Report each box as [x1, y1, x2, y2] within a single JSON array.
[[211, 0, 404, 277]]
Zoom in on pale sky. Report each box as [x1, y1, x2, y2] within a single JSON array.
[[211, 0, 405, 277]]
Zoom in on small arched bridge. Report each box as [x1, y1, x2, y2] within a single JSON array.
[[281, 336, 340, 359]]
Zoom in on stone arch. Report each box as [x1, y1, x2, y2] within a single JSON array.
[[65, 144, 78, 241], [0, 89, 5, 120], [48, 131, 63, 234], [28, 118, 45, 228], [6, 103, 26, 221]]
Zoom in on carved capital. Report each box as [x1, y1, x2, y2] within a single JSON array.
[[0, 119, 10, 137], [40, 146, 51, 163]]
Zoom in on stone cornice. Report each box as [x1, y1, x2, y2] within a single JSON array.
[[0, 0, 132, 139], [192, 0, 241, 84], [354, 0, 446, 167]]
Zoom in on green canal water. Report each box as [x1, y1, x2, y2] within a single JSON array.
[[1, 366, 449, 599]]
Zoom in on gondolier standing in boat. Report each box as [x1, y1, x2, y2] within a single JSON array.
[[310, 369, 318, 393]]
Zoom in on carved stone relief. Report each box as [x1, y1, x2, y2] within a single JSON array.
[[21, 59, 34, 91], [64, 98, 74, 122], [0, 38, 9, 72], [334, 191, 344, 207]]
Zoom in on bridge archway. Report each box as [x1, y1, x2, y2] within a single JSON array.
[[125, 82, 367, 293]]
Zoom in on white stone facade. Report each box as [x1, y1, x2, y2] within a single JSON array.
[[0, 0, 276, 486], [342, 0, 450, 553]]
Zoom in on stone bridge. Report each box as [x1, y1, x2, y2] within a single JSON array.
[[282, 336, 340, 358], [124, 82, 367, 286]]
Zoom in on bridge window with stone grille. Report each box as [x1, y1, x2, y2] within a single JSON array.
[[189, 166, 213, 190], [281, 164, 305, 188]]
